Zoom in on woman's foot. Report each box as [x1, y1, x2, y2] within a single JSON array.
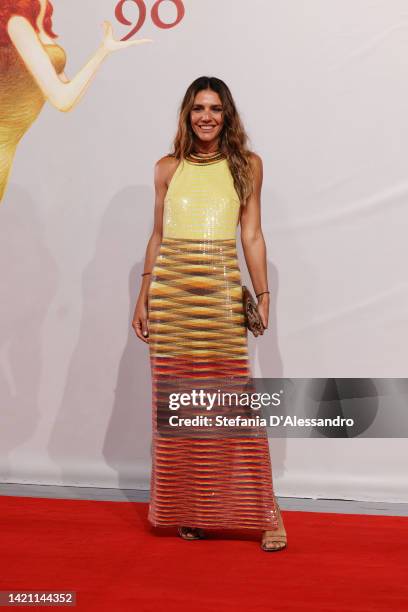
[[261, 499, 287, 552], [178, 526, 206, 540]]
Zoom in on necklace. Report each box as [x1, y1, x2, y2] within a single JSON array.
[[185, 151, 226, 165]]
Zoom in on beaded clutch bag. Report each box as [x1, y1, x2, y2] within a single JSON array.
[[242, 285, 265, 336]]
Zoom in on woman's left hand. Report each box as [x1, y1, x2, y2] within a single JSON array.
[[101, 21, 152, 53], [257, 294, 270, 334]]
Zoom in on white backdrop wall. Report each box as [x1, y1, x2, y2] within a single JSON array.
[[1, 1, 407, 502]]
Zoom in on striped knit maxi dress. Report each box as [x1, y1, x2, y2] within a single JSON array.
[[147, 154, 279, 530]]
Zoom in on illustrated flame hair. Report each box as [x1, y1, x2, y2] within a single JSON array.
[[0, 0, 57, 47]]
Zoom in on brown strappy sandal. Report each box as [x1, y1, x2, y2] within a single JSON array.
[[261, 497, 287, 552], [177, 526, 206, 540]]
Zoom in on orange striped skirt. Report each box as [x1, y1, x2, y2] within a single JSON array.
[[147, 237, 279, 530]]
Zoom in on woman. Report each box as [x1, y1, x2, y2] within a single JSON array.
[[0, 0, 150, 202], [132, 76, 287, 552]]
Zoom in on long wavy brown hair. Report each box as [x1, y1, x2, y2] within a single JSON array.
[[171, 76, 254, 205]]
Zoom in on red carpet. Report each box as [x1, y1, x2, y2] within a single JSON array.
[[0, 495, 407, 611]]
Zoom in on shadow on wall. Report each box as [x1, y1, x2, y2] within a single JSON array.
[[48, 185, 154, 489], [0, 184, 58, 479]]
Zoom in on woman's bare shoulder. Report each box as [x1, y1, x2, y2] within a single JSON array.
[[155, 154, 179, 171], [155, 155, 180, 186], [247, 150, 263, 169]]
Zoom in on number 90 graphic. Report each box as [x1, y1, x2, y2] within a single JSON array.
[[115, 0, 185, 40]]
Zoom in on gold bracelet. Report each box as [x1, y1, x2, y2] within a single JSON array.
[[256, 290, 270, 298], [141, 272, 152, 277]]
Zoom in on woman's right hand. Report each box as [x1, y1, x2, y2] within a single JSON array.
[[101, 21, 152, 54], [132, 297, 150, 344]]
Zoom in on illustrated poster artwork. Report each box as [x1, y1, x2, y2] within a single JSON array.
[[0, 0, 185, 204]]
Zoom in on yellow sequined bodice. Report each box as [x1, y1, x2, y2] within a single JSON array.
[[163, 158, 241, 240], [0, 43, 66, 201]]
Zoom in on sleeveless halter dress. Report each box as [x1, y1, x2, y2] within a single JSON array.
[[147, 154, 279, 530]]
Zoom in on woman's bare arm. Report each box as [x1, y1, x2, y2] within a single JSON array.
[[7, 17, 151, 112], [132, 156, 179, 343], [240, 153, 270, 331], [138, 159, 170, 301]]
